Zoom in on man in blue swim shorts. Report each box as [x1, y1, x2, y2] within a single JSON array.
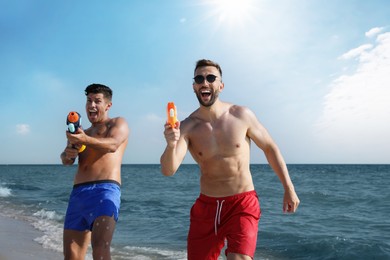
[[61, 84, 129, 260], [64, 180, 121, 231]]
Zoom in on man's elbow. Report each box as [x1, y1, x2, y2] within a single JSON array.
[[60, 153, 74, 166], [106, 147, 117, 153], [160, 161, 176, 176], [263, 142, 279, 155], [160, 166, 175, 176], [106, 142, 122, 153]]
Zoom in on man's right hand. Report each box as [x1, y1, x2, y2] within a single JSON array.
[[163, 121, 180, 148], [64, 144, 80, 159]]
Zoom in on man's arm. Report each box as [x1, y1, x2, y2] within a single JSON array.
[[60, 142, 77, 165], [67, 117, 129, 153], [160, 121, 189, 176], [245, 108, 300, 213]]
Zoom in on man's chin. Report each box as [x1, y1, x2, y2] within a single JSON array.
[[88, 116, 98, 123], [200, 102, 212, 107], [197, 96, 214, 107], [200, 99, 215, 107]]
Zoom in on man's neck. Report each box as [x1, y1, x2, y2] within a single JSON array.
[[199, 100, 228, 121], [91, 117, 110, 128]]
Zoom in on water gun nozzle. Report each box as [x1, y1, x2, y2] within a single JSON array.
[[66, 111, 86, 153], [167, 102, 178, 128]]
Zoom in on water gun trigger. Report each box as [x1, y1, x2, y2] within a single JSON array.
[[77, 144, 86, 153], [167, 102, 178, 128]]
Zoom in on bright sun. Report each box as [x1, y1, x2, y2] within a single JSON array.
[[201, 0, 256, 28]]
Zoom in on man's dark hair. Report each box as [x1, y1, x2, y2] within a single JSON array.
[[85, 83, 113, 101], [194, 59, 223, 77]]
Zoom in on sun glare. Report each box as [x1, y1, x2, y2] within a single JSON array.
[[202, 0, 257, 28]]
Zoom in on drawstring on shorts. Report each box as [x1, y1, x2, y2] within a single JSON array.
[[214, 200, 225, 235]]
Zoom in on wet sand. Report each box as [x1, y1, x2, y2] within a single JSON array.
[[0, 214, 63, 260]]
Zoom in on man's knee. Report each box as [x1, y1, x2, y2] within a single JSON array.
[[91, 238, 111, 250], [64, 245, 89, 260], [91, 239, 111, 259], [63, 230, 90, 260]]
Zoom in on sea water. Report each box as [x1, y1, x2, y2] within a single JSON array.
[[0, 164, 389, 259]]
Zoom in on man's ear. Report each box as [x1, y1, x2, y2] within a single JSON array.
[[219, 82, 224, 91], [106, 101, 112, 111]]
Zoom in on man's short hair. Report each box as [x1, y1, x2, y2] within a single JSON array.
[[85, 83, 113, 101], [194, 59, 223, 77]]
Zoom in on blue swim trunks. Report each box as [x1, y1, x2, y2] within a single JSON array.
[[64, 180, 121, 231]]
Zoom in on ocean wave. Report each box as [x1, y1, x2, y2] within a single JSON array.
[[33, 209, 63, 221], [116, 246, 187, 260], [30, 210, 64, 254], [0, 185, 12, 197], [33, 222, 63, 253]]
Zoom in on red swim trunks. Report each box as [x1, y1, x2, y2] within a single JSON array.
[[187, 190, 261, 259]]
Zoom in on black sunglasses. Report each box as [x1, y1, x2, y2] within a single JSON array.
[[193, 74, 218, 84]]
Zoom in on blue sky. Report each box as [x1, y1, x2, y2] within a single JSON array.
[[1, 0, 389, 164]]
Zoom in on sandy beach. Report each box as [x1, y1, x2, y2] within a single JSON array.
[[0, 214, 63, 260]]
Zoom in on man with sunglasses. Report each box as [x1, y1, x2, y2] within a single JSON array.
[[160, 59, 300, 259]]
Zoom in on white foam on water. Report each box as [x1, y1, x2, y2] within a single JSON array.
[[29, 209, 64, 253], [33, 208, 62, 221], [116, 245, 188, 260], [0, 185, 12, 197]]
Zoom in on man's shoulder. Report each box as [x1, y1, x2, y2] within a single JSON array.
[[181, 114, 198, 127], [229, 104, 252, 117], [180, 111, 203, 133], [183, 109, 201, 122], [110, 116, 128, 125], [108, 117, 129, 133]]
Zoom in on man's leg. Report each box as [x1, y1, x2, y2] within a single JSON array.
[[187, 197, 225, 260], [91, 215, 116, 259], [227, 253, 252, 260], [63, 229, 91, 260], [224, 191, 260, 259]]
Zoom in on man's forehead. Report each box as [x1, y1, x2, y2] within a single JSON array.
[[195, 66, 219, 74], [87, 93, 105, 99]]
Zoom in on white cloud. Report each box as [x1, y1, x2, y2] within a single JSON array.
[[339, 44, 372, 60], [180, 17, 186, 23], [316, 31, 390, 162], [365, 27, 384, 38], [145, 113, 163, 123], [16, 124, 31, 135]]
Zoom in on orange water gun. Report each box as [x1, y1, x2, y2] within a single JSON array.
[[66, 111, 86, 153], [167, 102, 178, 128]]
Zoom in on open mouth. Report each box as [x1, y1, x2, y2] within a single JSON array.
[[88, 110, 98, 119], [201, 89, 211, 98]]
